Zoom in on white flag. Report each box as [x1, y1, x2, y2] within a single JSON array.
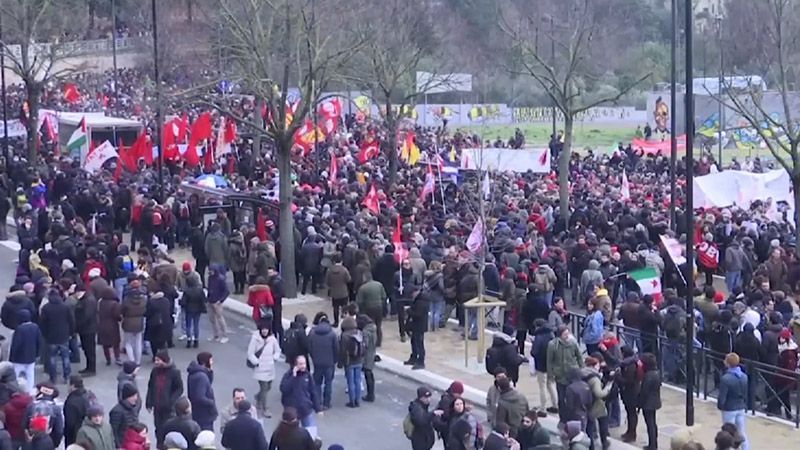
[[467, 219, 484, 253], [82, 140, 118, 174], [621, 169, 630, 201], [482, 171, 491, 200]]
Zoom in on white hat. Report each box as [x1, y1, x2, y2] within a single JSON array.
[[88, 268, 101, 278], [194, 430, 215, 448]]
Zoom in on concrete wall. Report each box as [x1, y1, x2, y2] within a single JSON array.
[[2, 50, 143, 85]]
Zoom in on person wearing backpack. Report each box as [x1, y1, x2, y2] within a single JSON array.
[[25, 382, 64, 448], [407, 387, 443, 450], [406, 286, 431, 370], [283, 314, 310, 368], [486, 327, 525, 385], [338, 316, 365, 408], [113, 245, 136, 300]]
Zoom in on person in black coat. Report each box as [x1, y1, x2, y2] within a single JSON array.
[[222, 400, 268, 450], [1, 290, 37, 330], [186, 352, 217, 431], [488, 329, 526, 385], [144, 292, 173, 359], [409, 387, 442, 450], [407, 287, 431, 370], [372, 244, 399, 303], [9, 309, 41, 381], [109, 384, 140, 448], [39, 291, 75, 383], [146, 350, 184, 446], [159, 397, 200, 450], [179, 277, 207, 349], [62, 375, 91, 446], [734, 323, 761, 363], [299, 236, 323, 295], [618, 346, 641, 443], [73, 288, 98, 375], [638, 353, 661, 450], [637, 295, 661, 354]]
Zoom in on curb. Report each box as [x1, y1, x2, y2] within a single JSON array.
[[220, 299, 641, 449]]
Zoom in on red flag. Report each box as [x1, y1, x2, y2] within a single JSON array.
[[162, 121, 178, 161], [358, 136, 380, 164], [224, 118, 237, 143], [539, 149, 548, 166], [113, 158, 123, 182], [187, 112, 213, 156], [183, 143, 200, 167], [318, 98, 342, 119], [393, 215, 408, 262], [117, 139, 137, 172], [227, 154, 236, 175], [203, 144, 214, 170], [176, 113, 189, 143], [362, 184, 380, 215], [131, 133, 153, 166], [63, 83, 80, 103], [256, 208, 267, 242]]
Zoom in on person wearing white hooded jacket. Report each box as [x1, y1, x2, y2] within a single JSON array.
[[246, 323, 281, 417]]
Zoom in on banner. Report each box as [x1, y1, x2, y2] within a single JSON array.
[[0, 120, 28, 139], [460, 147, 550, 173], [83, 140, 119, 174], [630, 135, 687, 155], [693, 169, 793, 211]]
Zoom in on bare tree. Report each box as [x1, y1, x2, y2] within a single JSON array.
[[714, 0, 800, 254], [187, 0, 362, 298], [347, 0, 458, 184], [500, 0, 649, 227], [0, 0, 87, 162]]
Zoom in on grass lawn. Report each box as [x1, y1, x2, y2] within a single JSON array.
[[461, 122, 774, 165]]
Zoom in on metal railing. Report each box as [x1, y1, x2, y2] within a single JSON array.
[[567, 311, 800, 428]]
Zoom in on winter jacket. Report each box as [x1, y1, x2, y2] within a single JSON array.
[[308, 322, 338, 369], [4, 392, 32, 442], [39, 294, 74, 345], [222, 412, 269, 450], [563, 373, 592, 423], [638, 369, 662, 411], [97, 296, 122, 347], [267, 421, 314, 450], [186, 362, 218, 426], [718, 366, 748, 411], [489, 333, 525, 381], [159, 414, 200, 450], [74, 292, 98, 335], [372, 253, 399, 297], [206, 265, 229, 304], [581, 310, 604, 345], [144, 294, 173, 343], [356, 280, 387, 314], [495, 388, 529, 438], [228, 233, 248, 273], [1, 291, 37, 329], [395, 268, 422, 303], [408, 290, 431, 334], [75, 417, 115, 450], [22, 433, 53, 450], [517, 422, 551, 449], [120, 427, 147, 450], [204, 231, 229, 267], [547, 337, 584, 385], [146, 363, 184, 414], [247, 284, 274, 323], [530, 325, 554, 372], [325, 264, 351, 300], [299, 240, 323, 274], [423, 271, 445, 304], [583, 368, 611, 418], [9, 310, 41, 364], [120, 295, 147, 333], [408, 399, 436, 450], [339, 317, 365, 367], [181, 286, 207, 314], [358, 315, 378, 371], [409, 248, 427, 281], [63, 387, 92, 446], [247, 333, 282, 382], [279, 369, 320, 418], [109, 400, 138, 447], [351, 261, 371, 290], [579, 261, 603, 296]]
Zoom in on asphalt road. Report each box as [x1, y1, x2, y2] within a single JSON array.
[[0, 242, 435, 450]]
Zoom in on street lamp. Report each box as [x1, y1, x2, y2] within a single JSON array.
[[716, 12, 724, 168], [683, 0, 696, 427], [669, 0, 678, 230], [151, 0, 164, 202], [541, 14, 557, 139], [0, 15, 9, 170], [111, 0, 118, 108]]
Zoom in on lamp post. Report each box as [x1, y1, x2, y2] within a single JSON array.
[[716, 12, 724, 167], [683, 0, 696, 427], [549, 15, 556, 138], [670, 0, 678, 230], [151, 0, 164, 202], [0, 15, 9, 169], [111, 0, 118, 108]]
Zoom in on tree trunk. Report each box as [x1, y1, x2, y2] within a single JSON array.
[[25, 81, 40, 165], [252, 98, 263, 160], [384, 99, 398, 185], [559, 114, 573, 228], [186, 0, 193, 23], [88, 0, 96, 30], [277, 142, 297, 298], [794, 175, 800, 258]]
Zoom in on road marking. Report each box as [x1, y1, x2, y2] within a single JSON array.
[[0, 241, 20, 251]]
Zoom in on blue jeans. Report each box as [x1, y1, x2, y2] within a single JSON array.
[[721, 410, 749, 450], [725, 271, 741, 293], [301, 412, 318, 440], [185, 312, 201, 340], [467, 309, 477, 338], [114, 278, 128, 301], [430, 301, 444, 329], [47, 344, 71, 382], [313, 366, 335, 408], [345, 364, 363, 404]]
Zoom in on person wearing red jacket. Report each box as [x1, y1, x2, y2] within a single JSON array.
[[696, 233, 719, 287], [3, 390, 33, 449], [247, 279, 275, 326], [121, 423, 150, 450]]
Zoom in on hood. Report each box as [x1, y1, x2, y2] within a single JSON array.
[[492, 332, 515, 346], [187, 360, 209, 376], [409, 248, 422, 259], [6, 291, 28, 303], [313, 321, 333, 336], [208, 263, 225, 275], [123, 428, 145, 445], [118, 244, 129, 256], [356, 314, 374, 330], [8, 392, 32, 409], [17, 309, 31, 323], [499, 388, 525, 405], [588, 259, 600, 270], [0, 362, 18, 385], [341, 316, 357, 331], [534, 325, 553, 336], [117, 371, 135, 385]]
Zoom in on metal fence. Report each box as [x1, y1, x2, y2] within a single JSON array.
[[567, 311, 800, 428]]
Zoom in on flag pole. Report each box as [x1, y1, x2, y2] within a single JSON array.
[[438, 162, 447, 215]]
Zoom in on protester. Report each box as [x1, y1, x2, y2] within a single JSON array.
[[266, 407, 313, 450], [109, 384, 139, 448], [159, 398, 200, 450], [279, 355, 321, 439], [308, 312, 338, 411], [246, 322, 282, 417], [639, 353, 662, 450], [356, 314, 378, 402], [146, 350, 184, 446], [186, 352, 217, 431], [9, 310, 40, 393], [75, 404, 115, 450], [408, 386, 443, 450], [63, 376, 93, 446], [717, 353, 749, 450]]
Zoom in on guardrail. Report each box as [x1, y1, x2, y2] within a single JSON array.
[[567, 311, 800, 428]]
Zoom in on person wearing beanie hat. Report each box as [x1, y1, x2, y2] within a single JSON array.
[[116, 361, 139, 408], [194, 430, 216, 449], [221, 400, 268, 450], [164, 431, 188, 450], [75, 403, 115, 450], [109, 384, 140, 448], [146, 349, 183, 447], [408, 386, 439, 450], [39, 287, 75, 384]]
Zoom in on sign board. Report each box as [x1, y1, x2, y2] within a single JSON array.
[[460, 147, 551, 173]]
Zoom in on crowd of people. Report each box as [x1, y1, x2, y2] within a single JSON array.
[[0, 66, 795, 450]]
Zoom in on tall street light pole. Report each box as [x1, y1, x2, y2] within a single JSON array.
[[151, 0, 164, 202], [716, 13, 724, 167], [683, 0, 696, 427], [670, 0, 678, 230], [550, 15, 556, 139], [0, 15, 9, 169], [111, 0, 118, 108]]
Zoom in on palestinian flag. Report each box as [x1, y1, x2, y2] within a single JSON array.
[[66, 117, 88, 160], [630, 267, 663, 305]]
